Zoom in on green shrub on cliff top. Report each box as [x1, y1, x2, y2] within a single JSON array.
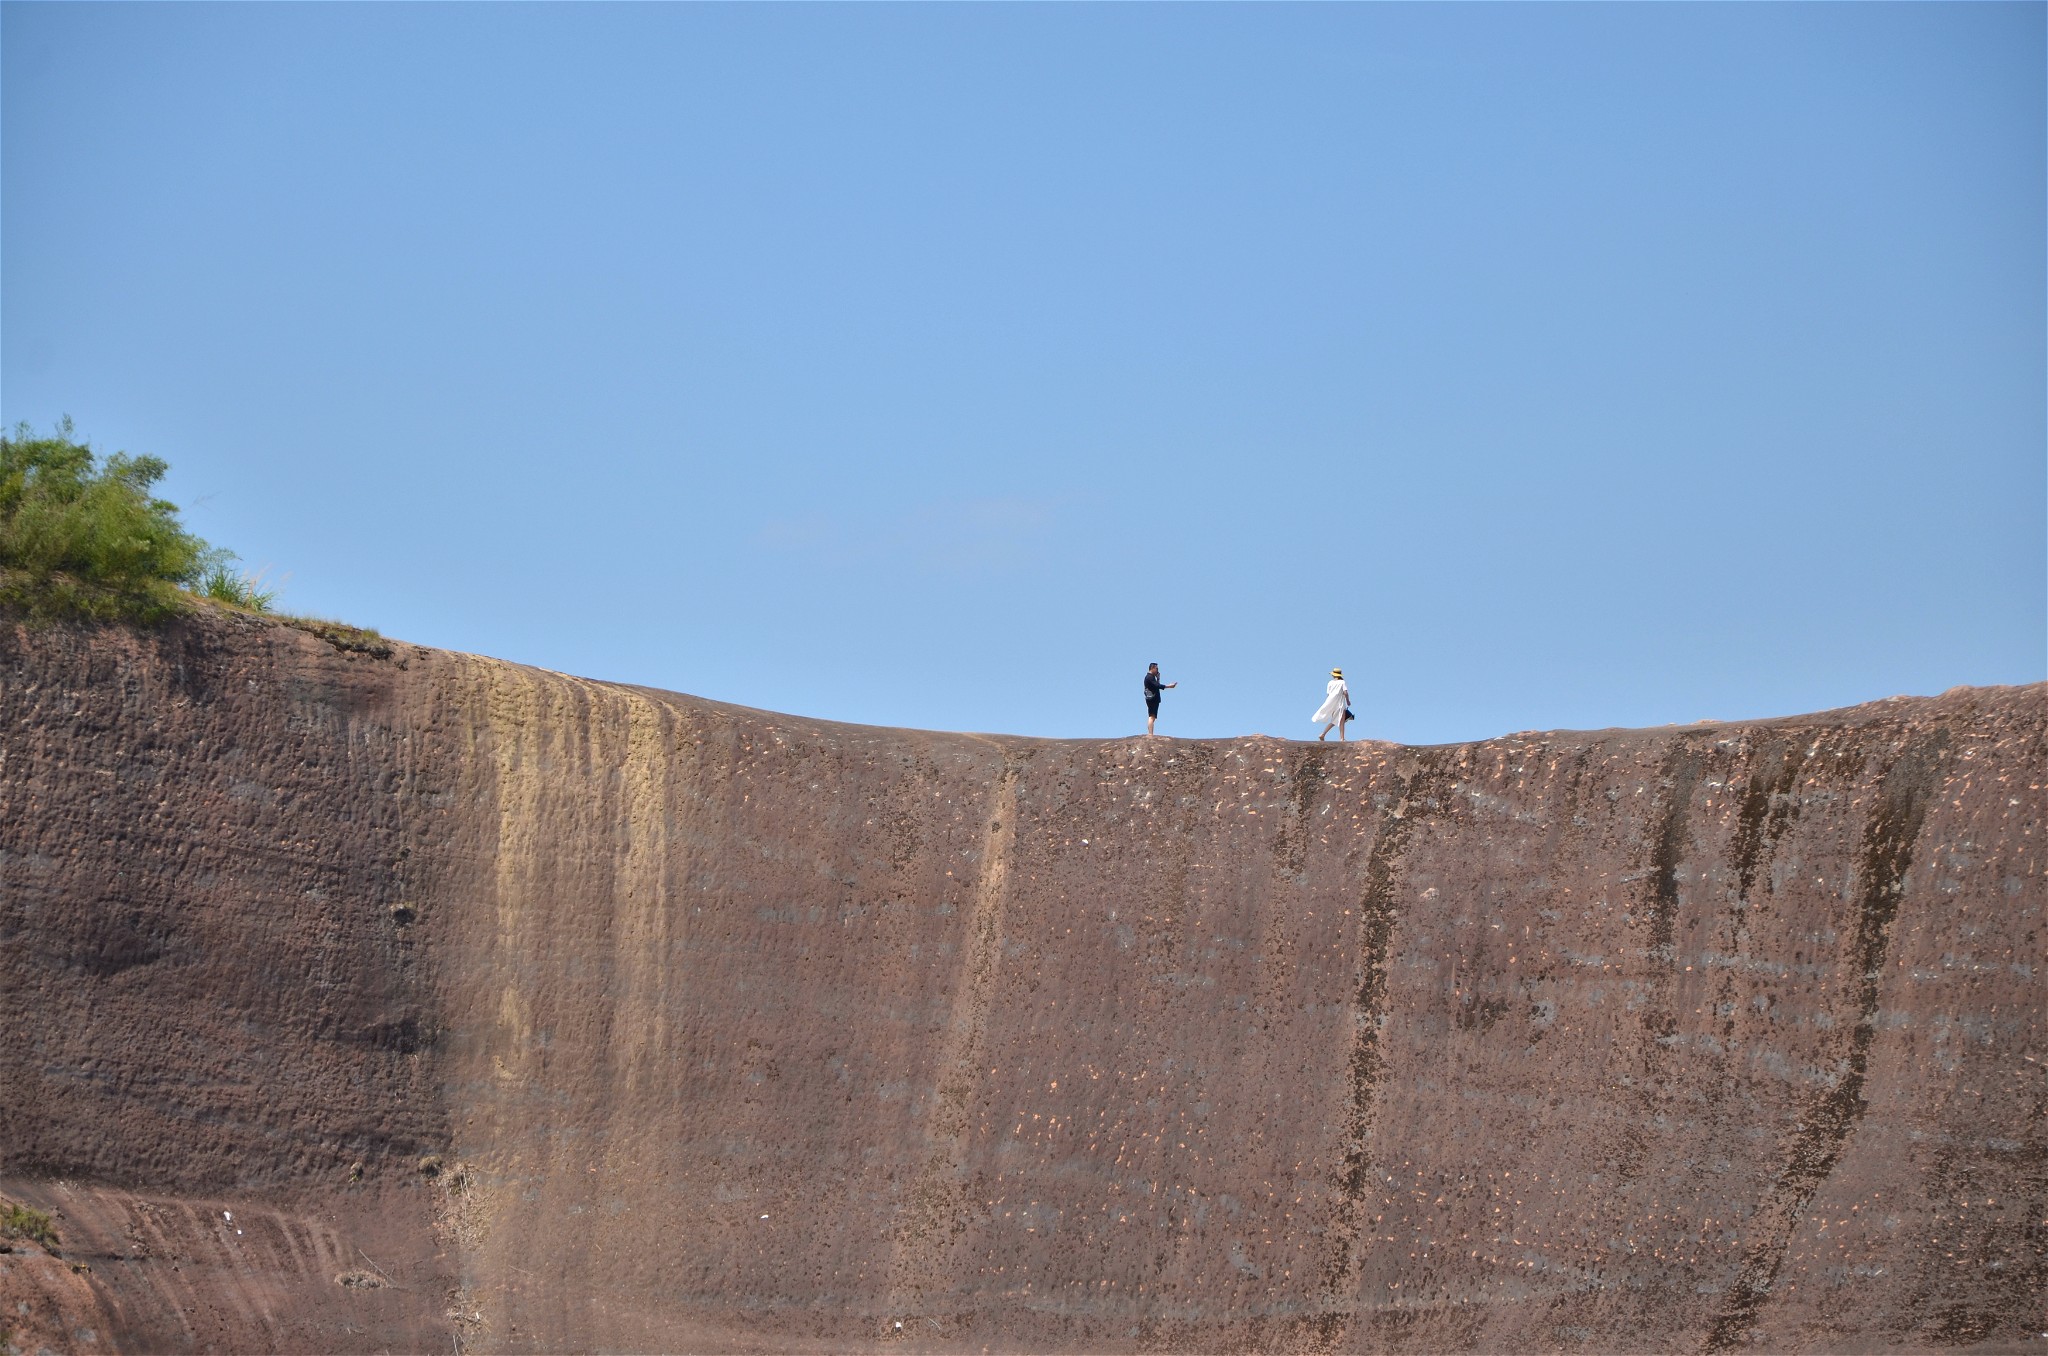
[[0, 419, 228, 622], [198, 557, 279, 612]]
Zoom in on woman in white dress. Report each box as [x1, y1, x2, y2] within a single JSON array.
[[1313, 667, 1352, 742]]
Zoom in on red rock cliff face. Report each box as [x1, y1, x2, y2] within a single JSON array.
[[2, 612, 2041, 1354]]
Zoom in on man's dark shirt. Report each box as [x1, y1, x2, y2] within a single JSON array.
[[1145, 672, 1165, 699]]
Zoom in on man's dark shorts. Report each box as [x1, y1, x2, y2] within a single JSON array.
[[1146, 697, 1161, 717]]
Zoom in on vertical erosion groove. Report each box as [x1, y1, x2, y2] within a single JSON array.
[[884, 757, 1022, 1321], [1298, 753, 1443, 1348], [1701, 735, 1943, 1353], [479, 661, 550, 1082], [610, 691, 682, 1097], [449, 657, 563, 1290], [1280, 744, 1330, 878], [1647, 747, 1706, 966], [1604, 744, 1706, 1187], [1729, 741, 1809, 907]]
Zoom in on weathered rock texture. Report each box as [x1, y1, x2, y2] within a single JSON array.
[[1, 610, 2041, 1354]]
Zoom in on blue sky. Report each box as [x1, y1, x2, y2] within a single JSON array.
[[5, 3, 2042, 743]]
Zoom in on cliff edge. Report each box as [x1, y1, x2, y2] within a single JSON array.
[[2, 610, 2041, 1353]]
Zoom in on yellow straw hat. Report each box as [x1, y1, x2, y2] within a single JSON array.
[[1331, 668, 1343, 677]]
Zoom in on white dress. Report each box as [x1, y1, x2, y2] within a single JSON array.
[[1312, 678, 1350, 725]]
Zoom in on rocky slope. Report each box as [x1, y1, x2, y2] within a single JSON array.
[[1, 610, 2041, 1353]]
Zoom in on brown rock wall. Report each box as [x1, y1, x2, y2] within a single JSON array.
[[0, 617, 447, 1183], [0, 611, 2040, 1353]]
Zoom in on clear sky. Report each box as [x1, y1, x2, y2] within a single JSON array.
[[5, 3, 2042, 744]]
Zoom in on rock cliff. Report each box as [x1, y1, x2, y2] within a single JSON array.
[[1, 611, 2041, 1353]]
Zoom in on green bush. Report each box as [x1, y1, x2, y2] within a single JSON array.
[[198, 556, 279, 613], [0, 1202, 57, 1249], [0, 418, 214, 621]]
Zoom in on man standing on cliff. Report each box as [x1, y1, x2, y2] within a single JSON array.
[[1144, 662, 1176, 736]]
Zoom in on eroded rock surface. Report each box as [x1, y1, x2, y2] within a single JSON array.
[[2, 612, 2041, 1353]]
